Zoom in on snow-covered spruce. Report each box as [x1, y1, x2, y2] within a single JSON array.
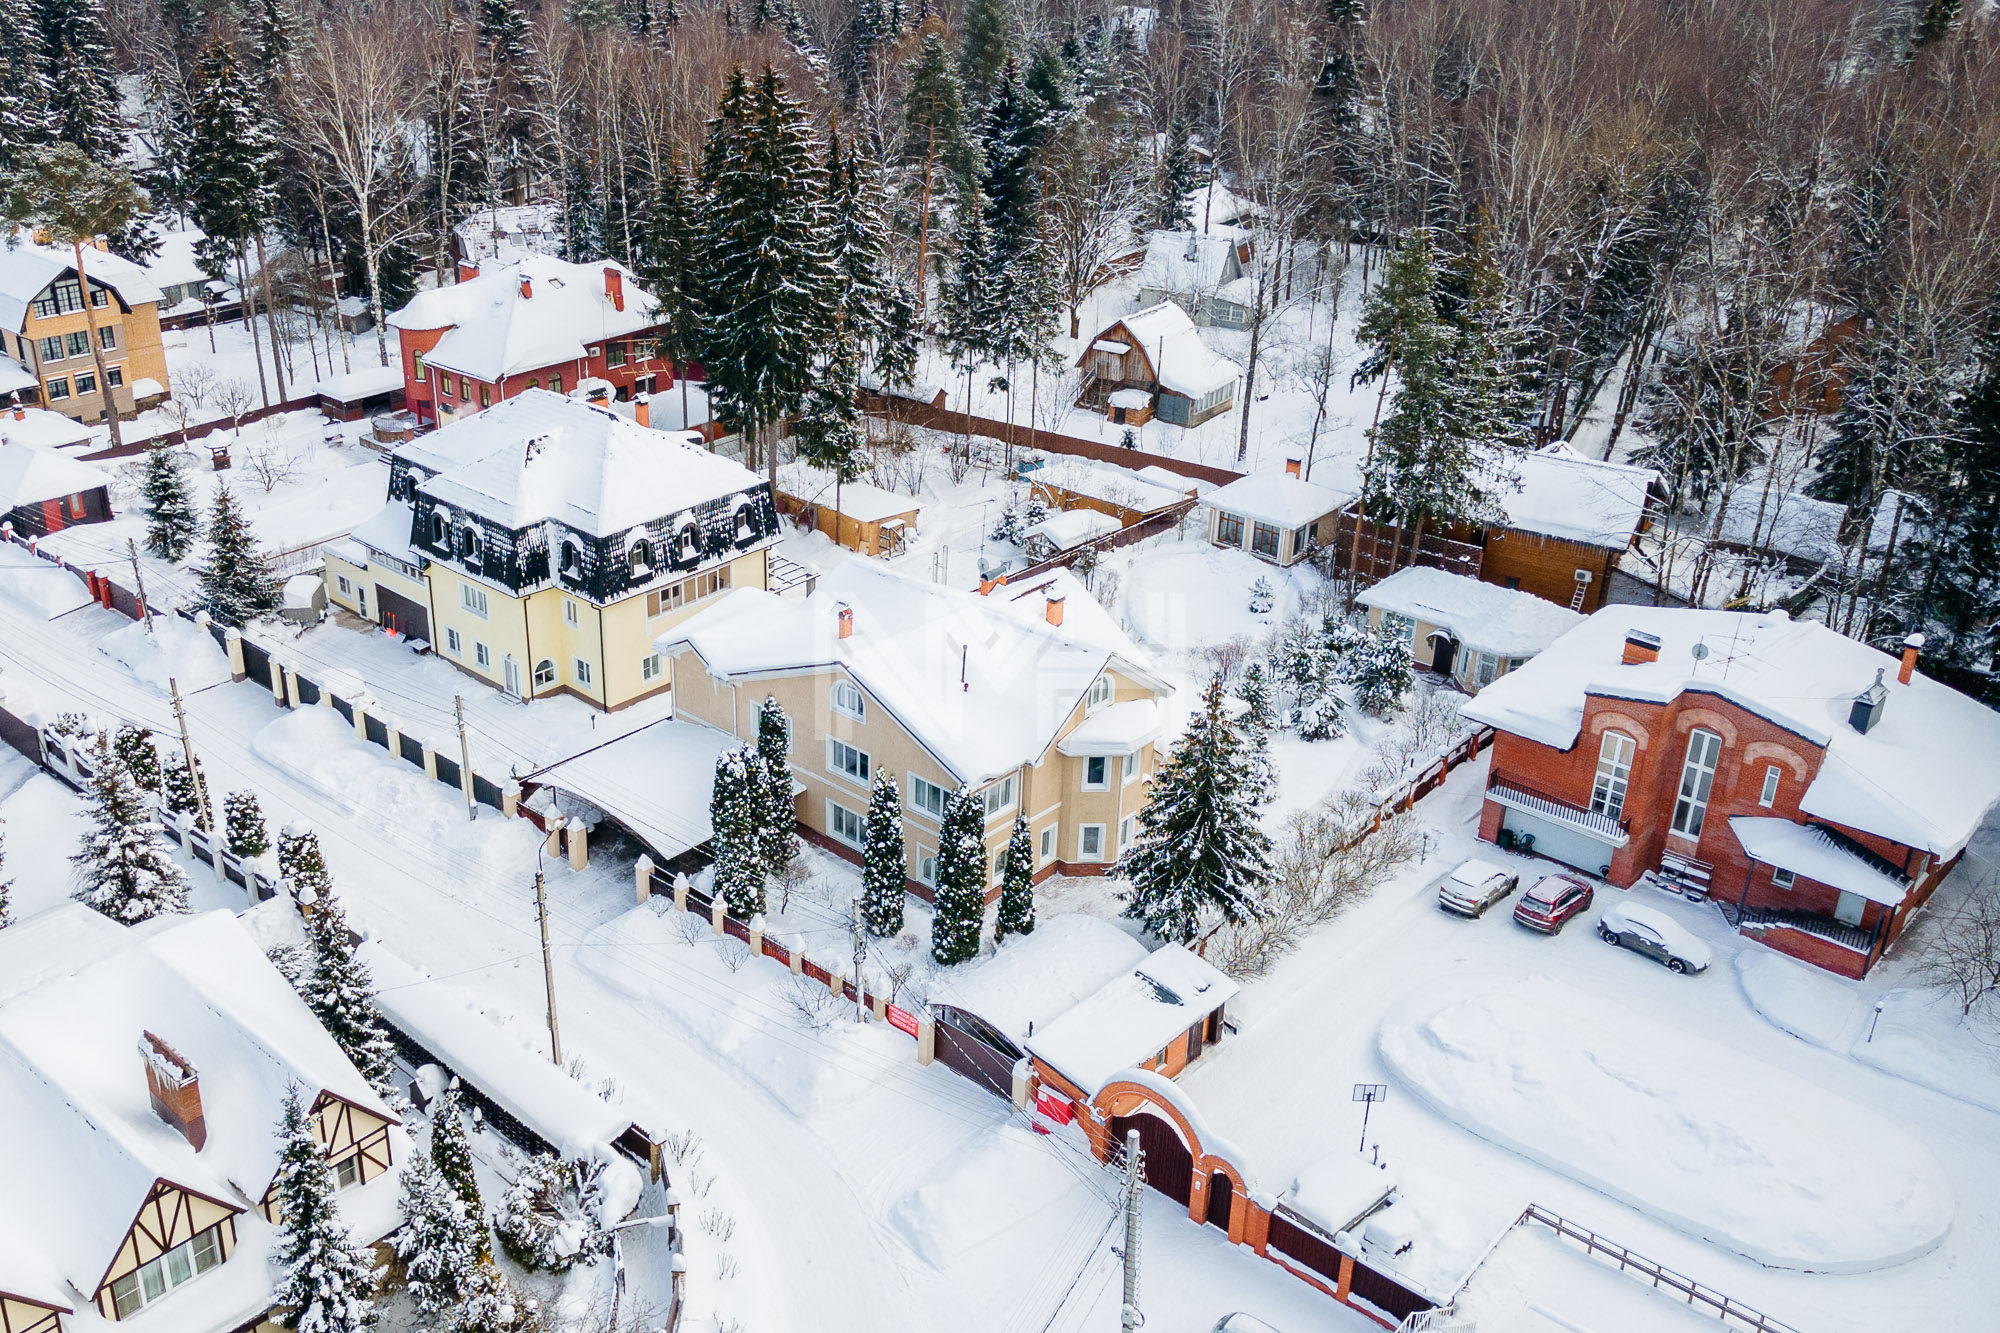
[[1346, 619, 1415, 717], [861, 769, 906, 938], [492, 1152, 606, 1274], [270, 1085, 376, 1333], [141, 445, 200, 562], [1234, 663, 1281, 801], [452, 1257, 529, 1333], [283, 827, 398, 1096], [430, 1080, 485, 1246], [754, 696, 798, 879], [111, 722, 162, 795], [1248, 576, 1275, 616], [929, 785, 988, 965], [396, 1139, 482, 1314], [161, 747, 206, 822], [224, 788, 270, 859], [71, 731, 191, 925], [196, 483, 280, 626], [1117, 676, 1271, 945], [995, 814, 1035, 941], [708, 744, 767, 919]]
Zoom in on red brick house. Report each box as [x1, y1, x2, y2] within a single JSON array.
[[1462, 608, 2000, 978], [387, 255, 687, 427], [0, 438, 111, 537]]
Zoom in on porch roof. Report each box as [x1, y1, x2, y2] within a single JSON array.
[[1728, 817, 1912, 908]]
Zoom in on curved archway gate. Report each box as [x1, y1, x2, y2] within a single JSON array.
[[1109, 1111, 1193, 1206]]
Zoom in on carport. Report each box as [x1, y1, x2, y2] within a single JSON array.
[[518, 718, 739, 867]]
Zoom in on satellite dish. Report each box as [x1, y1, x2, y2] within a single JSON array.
[[1690, 642, 1710, 661]]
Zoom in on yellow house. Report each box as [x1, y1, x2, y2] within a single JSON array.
[[0, 905, 401, 1331], [658, 561, 1177, 899], [326, 388, 782, 710], [0, 236, 171, 423]]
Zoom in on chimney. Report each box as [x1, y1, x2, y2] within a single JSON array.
[[1622, 629, 1661, 666], [836, 603, 853, 639], [1851, 668, 1888, 734], [140, 1032, 206, 1151], [1285, 458, 1302, 478], [604, 266, 625, 312], [1045, 595, 1065, 627], [518, 275, 532, 300], [979, 575, 1008, 596], [1899, 632, 1925, 686], [634, 393, 650, 429], [12, 404, 23, 421], [458, 261, 480, 282]]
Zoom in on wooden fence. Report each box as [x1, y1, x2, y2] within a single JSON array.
[[1322, 509, 1483, 584], [982, 500, 1198, 590], [862, 392, 1244, 487], [77, 393, 325, 462]]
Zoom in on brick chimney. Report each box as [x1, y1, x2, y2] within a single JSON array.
[[634, 393, 650, 429], [837, 604, 853, 639], [140, 1032, 206, 1151], [604, 266, 625, 312], [518, 275, 533, 300], [1622, 629, 1661, 666], [1045, 595, 1065, 627], [11, 403, 23, 421], [458, 261, 480, 282], [1285, 458, 1301, 478], [1899, 632, 1925, 686]]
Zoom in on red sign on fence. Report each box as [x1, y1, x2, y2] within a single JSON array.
[[1034, 1088, 1075, 1125], [884, 1004, 919, 1038]]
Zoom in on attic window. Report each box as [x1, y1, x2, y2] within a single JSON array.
[[458, 525, 480, 560], [429, 512, 447, 546], [560, 540, 582, 577], [629, 538, 653, 577], [678, 520, 701, 558], [734, 500, 758, 542]]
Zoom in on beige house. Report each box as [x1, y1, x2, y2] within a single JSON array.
[[1355, 565, 1584, 692], [0, 905, 401, 1332], [0, 236, 171, 424], [658, 562, 1177, 898], [326, 389, 782, 710]]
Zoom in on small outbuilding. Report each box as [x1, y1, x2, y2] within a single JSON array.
[[1198, 467, 1351, 566], [0, 438, 110, 536], [1025, 455, 1195, 528], [1026, 944, 1240, 1102], [1356, 566, 1584, 691], [314, 364, 405, 423], [775, 460, 921, 557], [1024, 508, 1121, 560]]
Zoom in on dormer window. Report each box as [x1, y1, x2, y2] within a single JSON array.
[[1086, 675, 1115, 714], [628, 538, 653, 578], [429, 512, 447, 547], [457, 525, 480, 561], [108, 1225, 227, 1317], [678, 520, 701, 560], [560, 540, 582, 578], [734, 499, 759, 542]]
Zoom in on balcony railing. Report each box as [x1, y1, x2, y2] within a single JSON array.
[[1721, 902, 1875, 955], [1485, 777, 1631, 845]]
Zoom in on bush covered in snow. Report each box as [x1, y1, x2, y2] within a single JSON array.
[[493, 1153, 609, 1274]]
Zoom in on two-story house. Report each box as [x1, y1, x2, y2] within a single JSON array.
[[388, 255, 682, 427], [325, 389, 781, 710], [0, 904, 400, 1332], [1463, 608, 2000, 977], [657, 562, 1177, 899], [0, 237, 171, 424]]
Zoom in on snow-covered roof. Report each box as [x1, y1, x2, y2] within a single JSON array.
[[410, 389, 764, 539], [0, 906, 396, 1302], [1098, 302, 1240, 399], [347, 499, 415, 566], [1030, 455, 1193, 514], [933, 915, 1150, 1044], [659, 562, 1170, 786], [136, 223, 213, 290], [1714, 484, 1905, 562], [1025, 508, 1120, 552], [1461, 607, 2000, 857], [0, 234, 162, 330], [314, 363, 403, 403], [1356, 566, 1583, 658], [521, 717, 741, 863], [1728, 817, 1912, 907], [388, 255, 659, 383], [1135, 463, 1214, 496], [1025, 944, 1240, 1097], [1184, 181, 1255, 230], [1284, 1151, 1399, 1238], [1200, 471, 1350, 528], [1140, 230, 1251, 301], [0, 355, 37, 396], [453, 203, 563, 265], [0, 438, 106, 507], [1057, 699, 1162, 757], [775, 460, 920, 525], [1493, 442, 1657, 549], [1107, 387, 1151, 409], [0, 404, 94, 451]]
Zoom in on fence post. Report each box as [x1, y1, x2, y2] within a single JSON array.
[[672, 872, 689, 913], [544, 819, 562, 858], [503, 781, 521, 819], [825, 962, 844, 998], [224, 627, 246, 682], [1009, 1060, 1031, 1112], [566, 820, 587, 870], [422, 741, 439, 781], [350, 700, 368, 740], [747, 922, 763, 956], [917, 1018, 936, 1066], [788, 946, 803, 976], [269, 658, 286, 706], [384, 720, 402, 761], [635, 854, 654, 905], [284, 665, 302, 709], [709, 895, 726, 936]]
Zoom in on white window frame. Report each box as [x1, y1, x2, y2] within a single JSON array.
[[981, 774, 1017, 820], [1078, 823, 1107, 861], [1772, 866, 1796, 889], [445, 627, 462, 656], [1082, 755, 1110, 791], [1590, 731, 1636, 821], [1473, 652, 1499, 687], [1038, 825, 1056, 865], [1122, 751, 1140, 783], [336, 575, 351, 595], [332, 1151, 363, 1190], [1759, 765, 1781, 808], [1671, 729, 1723, 838], [1118, 814, 1137, 850], [574, 657, 593, 686], [641, 653, 663, 682], [831, 679, 866, 719], [474, 641, 491, 669], [459, 583, 489, 618], [827, 799, 866, 848], [916, 849, 937, 885], [828, 737, 871, 787], [533, 658, 557, 687], [1086, 675, 1114, 714], [563, 598, 580, 627], [909, 774, 949, 822], [108, 1225, 225, 1317]]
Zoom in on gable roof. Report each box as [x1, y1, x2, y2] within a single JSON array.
[[0, 906, 395, 1300], [1030, 455, 1194, 515], [1025, 944, 1240, 1097], [1356, 566, 1583, 658], [407, 389, 765, 538], [0, 235, 162, 331], [0, 437, 107, 508], [1088, 302, 1240, 399], [1461, 607, 2000, 857], [389, 255, 659, 383], [1140, 229, 1254, 305], [1493, 443, 1657, 549], [1199, 471, 1350, 528], [657, 561, 1171, 785]]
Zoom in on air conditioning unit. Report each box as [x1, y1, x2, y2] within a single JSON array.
[[1574, 570, 1594, 584]]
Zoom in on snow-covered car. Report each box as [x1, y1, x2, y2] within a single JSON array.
[[1598, 901, 1713, 975], [1211, 1316, 1285, 1333], [1513, 872, 1595, 934], [1437, 858, 1520, 918]]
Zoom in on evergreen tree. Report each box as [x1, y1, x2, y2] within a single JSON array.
[[995, 815, 1035, 940], [1346, 621, 1414, 716], [1248, 576, 1275, 616], [112, 723, 163, 795], [141, 446, 200, 561], [708, 745, 766, 918], [161, 747, 207, 823], [300, 875, 398, 1097], [904, 31, 975, 305], [566, 0, 623, 29], [476, 0, 547, 181], [861, 770, 905, 938], [452, 1259, 524, 1333], [35, 0, 121, 160], [396, 1142, 481, 1314], [224, 790, 271, 859], [1236, 661, 1280, 799], [958, 0, 1010, 105], [0, 0, 51, 171], [72, 732, 191, 924], [978, 58, 1042, 268], [430, 1080, 484, 1248], [793, 339, 869, 499], [185, 38, 275, 291], [753, 697, 796, 879], [1116, 677, 1271, 944], [1911, 0, 1960, 52], [494, 1154, 605, 1273], [558, 139, 604, 265], [633, 148, 704, 426], [197, 484, 279, 625], [929, 786, 987, 965], [1318, 0, 1367, 130], [1440, 225, 1537, 452], [1154, 115, 1196, 230], [937, 179, 999, 391], [270, 1086, 376, 1333]]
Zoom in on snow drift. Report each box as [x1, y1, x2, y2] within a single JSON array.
[[1378, 975, 1953, 1273], [98, 613, 232, 693]]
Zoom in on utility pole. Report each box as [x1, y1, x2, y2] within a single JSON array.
[[1120, 1128, 1145, 1333], [166, 677, 211, 832], [534, 867, 563, 1066], [850, 897, 866, 1023], [454, 694, 476, 821], [125, 538, 154, 633]]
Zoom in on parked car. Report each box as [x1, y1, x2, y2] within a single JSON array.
[[1513, 872, 1595, 933], [1598, 901, 1713, 975], [1437, 858, 1520, 918]]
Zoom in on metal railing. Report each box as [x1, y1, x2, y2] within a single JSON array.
[[1485, 776, 1631, 840], [1725, 903, 1874, 955]]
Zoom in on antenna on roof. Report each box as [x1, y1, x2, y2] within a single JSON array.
[[961, 643, 969, 693]]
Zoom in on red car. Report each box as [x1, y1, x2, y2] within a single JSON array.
[[1513, 873, 1596, 934]]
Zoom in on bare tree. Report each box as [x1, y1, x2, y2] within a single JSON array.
[[1042, 113, 1144, 339], [1917, 876, 2000, 1016]]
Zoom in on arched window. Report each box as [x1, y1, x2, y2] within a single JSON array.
[[1086, 675, 1115, 714], [1671, 729, 1723, 838], [831, 680, 864, 720], [560, 540, 582, 577], [628, 539, 653, 578], [458, 525, 479, 560], [429, 512, 446, 546], [533, 659, 557, 688], [1590, 732, 1635, 820], [678, 521, 702, 559]]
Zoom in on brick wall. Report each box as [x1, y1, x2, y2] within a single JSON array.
[[1479, 529, 1621, 612]]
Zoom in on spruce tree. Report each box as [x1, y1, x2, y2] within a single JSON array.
[[708, 745, 766, 919], [937, 180, 999, 392], [452, 1259, 522, 1333], [197, 484, 279, 625], [430, 1080, 485, 1249], [1441, 226, 1536, 453], [396, 1142, 481, 1315], [224, 790, 271, 859], [161, 748, 207, 824], [860, 770, 905, 938], [1911, 0, 1960, 52], [1236, 662, 1281, 798], [35, 0, 121, 160], [753, 698, 796, 879], [1116, 678, 1271, 944], [142, 447, 200, 561], [929, 786, 987, 965], [1346, 621, 1414, 716], [957, 0, 1010, 105], [112, 723, 163, 795], [1154, 114, 1196, 230], [72, 732, 191, 924], [633, 148, 704, 427], [0, 0, 51, 172], [299, 872, 398, 1097], [995, 815, 1035, 940], [185, 38, 275, 307], [270, 1085, 376, 1333], [904, 31, 975, 306]]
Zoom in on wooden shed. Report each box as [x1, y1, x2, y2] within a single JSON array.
[[775, 460, 921, 557], [1076, 302, 1241, 428], [0, 438, 111, 537]]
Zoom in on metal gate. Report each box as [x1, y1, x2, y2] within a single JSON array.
[[1205, 1171, 1234, 1230], [930, 1005, 1022, 1099], [1111, 1111, 1193, 1206]]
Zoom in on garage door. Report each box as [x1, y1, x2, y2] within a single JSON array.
[[1502, 808, 1617, 878]]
